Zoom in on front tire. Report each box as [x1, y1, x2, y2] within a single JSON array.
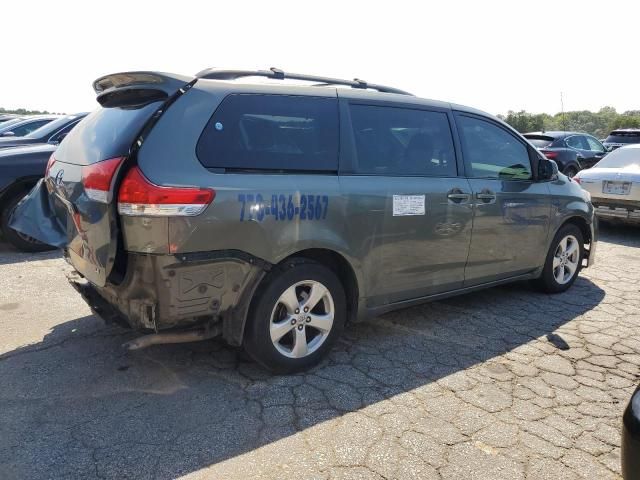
[[535, 224, 583, 293], [243, 259, 346, 373], [1, 192, 55, 253]]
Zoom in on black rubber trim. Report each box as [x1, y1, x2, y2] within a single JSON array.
[[169, 249, 273, 272]]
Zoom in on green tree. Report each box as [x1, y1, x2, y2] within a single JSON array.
[[501, 106, 640, 138]]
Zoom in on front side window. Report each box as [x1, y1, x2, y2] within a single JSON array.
[[196, 94, 339, 172], [585, 136, 606, 152], [457, 116, 532, 180], [349, 104, 456, 176]]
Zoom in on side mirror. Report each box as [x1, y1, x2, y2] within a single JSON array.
[[538, 158, 559, 181], [0, 131, 16, 137]]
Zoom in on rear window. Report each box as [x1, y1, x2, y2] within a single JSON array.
[[596, 148, 640, 169], [196, 94, 339, 172], [524, 136, 554, 148], [55, 102, 162, 165], [605, 131, 640, 144]]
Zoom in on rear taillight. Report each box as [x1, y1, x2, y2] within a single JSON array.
[[82, 157, 125, 203], [117, 166, 215, 217], [45, 153, 56, 178], [573, 175, 581, 184], [541, 150, 558, 160]]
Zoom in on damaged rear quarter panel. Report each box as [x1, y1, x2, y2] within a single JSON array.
[[93, 251, 264, 344]]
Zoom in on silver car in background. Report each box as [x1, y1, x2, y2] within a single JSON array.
[[575, 144, 640, 223]]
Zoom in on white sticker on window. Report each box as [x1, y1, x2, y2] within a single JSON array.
[[393, 195, 425, 216]]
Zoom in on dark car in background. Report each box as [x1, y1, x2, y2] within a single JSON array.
[[622, 386, 640, 479], [0, 115, 58, 138], [524, 131, 607, 177], [0, 113, 87, 149], [603, 129, 640, 151], [0, 143, 57, 251]]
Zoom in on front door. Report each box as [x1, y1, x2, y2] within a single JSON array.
[[583, 135, 608, 169], [454, 113, 552, 286]]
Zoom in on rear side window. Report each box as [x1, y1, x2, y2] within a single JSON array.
[[349, 104, 456, 176], [457, 115, 532, 180], [196, 94, 339, 172]]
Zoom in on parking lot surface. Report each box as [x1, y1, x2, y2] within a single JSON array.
[[0, 224, 638, 480]]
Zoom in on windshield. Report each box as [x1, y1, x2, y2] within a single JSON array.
[[24, 115, 83, 139], [596, 148, 640, 169]]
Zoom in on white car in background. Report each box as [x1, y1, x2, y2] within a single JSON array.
[[575, 144, 640, 223]]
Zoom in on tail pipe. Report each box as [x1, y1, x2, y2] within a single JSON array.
[[123, 324, 222, 351]]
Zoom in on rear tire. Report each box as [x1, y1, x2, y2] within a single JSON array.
[[1, 191, 55, 253], [243, 259, 346, 373], [534, 224, 584, 293], [564, 166, 578, 178]]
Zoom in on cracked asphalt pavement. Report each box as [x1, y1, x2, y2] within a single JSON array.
[[1, 223, 639, 479]]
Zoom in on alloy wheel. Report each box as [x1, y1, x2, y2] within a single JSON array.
[[553, 234, 580, 285], [269, 280, 335, 359]]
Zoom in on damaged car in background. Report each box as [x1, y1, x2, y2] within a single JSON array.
[[0, 143, 58, 251], [10, 68, 597, 373]]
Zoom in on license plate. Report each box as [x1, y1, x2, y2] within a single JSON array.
[[603, 181, 631, 195]]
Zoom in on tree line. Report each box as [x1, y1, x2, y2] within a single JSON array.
[[498, 107, 640, 139], [0, 107, 65, 115], [3, 105, 639, 140]]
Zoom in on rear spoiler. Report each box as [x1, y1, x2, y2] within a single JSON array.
[[92, 72, 194, 107]]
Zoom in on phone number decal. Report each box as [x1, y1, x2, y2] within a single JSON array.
[[238, 194, 329, 222]]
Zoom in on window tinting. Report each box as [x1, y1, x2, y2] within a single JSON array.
[[458, 116, 532, 180], [566, 135, 589, 150], [196, 94, 339, 171], [349, 105, 456, 176]]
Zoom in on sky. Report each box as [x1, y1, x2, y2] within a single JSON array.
[[2, 0, 637, 116]]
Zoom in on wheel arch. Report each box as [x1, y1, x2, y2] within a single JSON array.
[[0, 176, 40, 211], [560, 216, 592, 245], [225, 247, 361, 347], [278, 248, 360, 325]]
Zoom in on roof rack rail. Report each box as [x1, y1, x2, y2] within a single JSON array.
[[194, 67, 413, 96]]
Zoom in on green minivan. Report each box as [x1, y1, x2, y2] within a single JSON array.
[[12, 68, 597, 372]]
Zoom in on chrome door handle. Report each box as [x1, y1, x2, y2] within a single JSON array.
[[447, 190, 471, 204], [475, 190, 496, 203]]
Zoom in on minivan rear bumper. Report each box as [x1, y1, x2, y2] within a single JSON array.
[[66, 250, 268, 346]]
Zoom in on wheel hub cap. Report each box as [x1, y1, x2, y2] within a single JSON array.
[[269, 280, 335, 359], [553, 234, 580, 285]]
